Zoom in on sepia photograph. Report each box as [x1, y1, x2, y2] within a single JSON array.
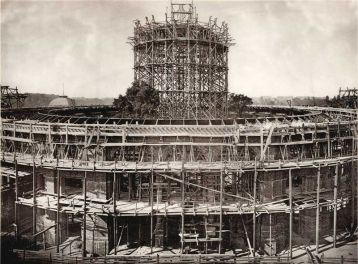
[[1, 0, 357, 263]]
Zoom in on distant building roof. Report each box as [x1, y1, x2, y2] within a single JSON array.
[[49, 96, 75, 107]]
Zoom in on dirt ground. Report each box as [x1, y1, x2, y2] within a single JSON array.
[[290, 240, 357, 263]]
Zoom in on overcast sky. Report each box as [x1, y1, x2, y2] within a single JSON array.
[[1, 0, 357, 98]]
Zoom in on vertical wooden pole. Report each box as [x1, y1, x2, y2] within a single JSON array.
[[150, 168, 154, 253], [56, 168, 60, 253], [118, 172, 121, 200], [92, 215, 95, 254], [218, 164, 223, 253], [351, 157, 356, 227], [42, 233, 46, 250], [113, 168, 117, 255], [181, 169, 185, 253], [333, 164, 338, 248], [205, 216, 208, 254], [128, 173, 132, 201], [260, 126, 264, 160], [253, 159, 257, 256], [82, 171, 87, 257], [14, 158, 18, 238], [269, 214, 272, 256], [315, 165, 321, 254], [289, 168, 293, 259], [33, 161, 37, 247], [327, 125, 331, 157]]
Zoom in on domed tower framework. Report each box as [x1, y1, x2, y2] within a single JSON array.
[[130, 2, 233, 119]]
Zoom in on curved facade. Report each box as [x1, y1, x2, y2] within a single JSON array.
[[1, 106, 357, 258]]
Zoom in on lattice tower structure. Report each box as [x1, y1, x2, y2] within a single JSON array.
[[339, 87, 358, 109], [1, 85, 28, 109], [130, 3, 233, 119]]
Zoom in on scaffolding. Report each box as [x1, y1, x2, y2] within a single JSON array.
[[1, 1, 357, 262], [1, 85, 28, 109], [1, 105, 357, 259], [130, 2, 233, 119], [338, 87, 358, 109]]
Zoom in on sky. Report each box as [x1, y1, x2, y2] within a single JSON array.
[[1, 0, 357, 98]]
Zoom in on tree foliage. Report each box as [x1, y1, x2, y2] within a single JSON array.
[[326, 96, 344, 108], [228, 93, 253, 116], [113, 81, 160, 118]]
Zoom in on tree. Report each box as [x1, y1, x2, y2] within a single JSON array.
[[228, 93, 253, 116], [113, 81, 160, 118]]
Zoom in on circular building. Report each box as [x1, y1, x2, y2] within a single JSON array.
[[1, 105, 357, 259], [0, 2, 357, 263], [49, 95, 75, 107]]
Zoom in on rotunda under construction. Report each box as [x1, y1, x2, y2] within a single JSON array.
[[1, 1, 357, 263]]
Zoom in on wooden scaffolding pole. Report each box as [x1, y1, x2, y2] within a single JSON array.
[[253, 159, 257, 256], [181, 169, 185, 253], [113, 164, 117, 255], [351, 158, 356, 226], [333, 164, 338, 248], [269, 214, 272, 256], [14, 158, 18, 238], [252, 158, 257, 257], [150, 165, 154, 253], [218, 163, 223, 253], [82, 171, 87, 257], [56, 167, 60, 253], [315, 165, 321, 255], [33, 160, 37, 246], [289, 168, 293, 259]]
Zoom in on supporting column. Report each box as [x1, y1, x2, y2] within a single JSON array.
[[315, 165, 321, 254], [56, 168, 60, 253], [33, 161, 37, 247], [289, 168, 293, 259], [351, 157, 356, 226], [205, 216, 208, 254], [269, 214, 272, 256], [14, 158, 18, 238], [181, 169, 185, 253], [92, 215, 95, 254], [82, 171, 87, 257], [218, 165, 223, 253], [333, 164, 338, 248], [150, 168, 154, 253], [113, 168, 117, 255], [252, 160, 257, 256], [327, 124, 331, 157]]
